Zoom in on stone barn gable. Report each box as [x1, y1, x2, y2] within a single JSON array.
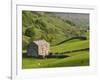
[[27, 40, 49, 58]]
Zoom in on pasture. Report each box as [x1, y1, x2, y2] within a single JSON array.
[[22, 36, 89, 69], [22, 11, 89, 69]]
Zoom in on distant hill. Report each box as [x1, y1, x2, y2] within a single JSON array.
[[22, 11, 88, 50], [52, 13, 89, 30]]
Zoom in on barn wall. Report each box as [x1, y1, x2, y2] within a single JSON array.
[[27, 43, 38, 57]]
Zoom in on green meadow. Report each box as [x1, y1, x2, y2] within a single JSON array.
[[22, 11, 89, 69], [22, 51, 89, 68], [22, 35, 89, 69]]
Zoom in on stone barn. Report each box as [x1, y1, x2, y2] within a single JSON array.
[[27, 40, 49, 58]]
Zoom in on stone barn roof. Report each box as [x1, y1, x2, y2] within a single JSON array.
[[33, 40, 49, 46]]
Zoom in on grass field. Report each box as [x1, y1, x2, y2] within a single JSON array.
[[22, 51, 89, 69], [22, 11, 90, 69], [50, 39, 89, 53], [22, 34, 89, 69]]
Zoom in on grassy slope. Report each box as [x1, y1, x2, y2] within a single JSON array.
[[22, 35, 89, 69], [22, 11, 89, 69], [47, 51, 89, 67], [50, 40, 89, 53], [22, 33, 89, 69], [50, 31, 89, 53], [22, 11, 87, 50], [22, 51, 89, 69]]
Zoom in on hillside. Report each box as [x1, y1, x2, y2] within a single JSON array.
[[22, 11, 89, 69], [22, 11, 87, 50], [22, 51, 89, 68], [53, 12, 89, 30], [50, 40, 89, 53]]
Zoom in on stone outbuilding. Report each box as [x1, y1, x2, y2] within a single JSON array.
[[27, 40, 49, 58]]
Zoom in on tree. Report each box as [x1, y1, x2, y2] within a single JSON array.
[[25, 27, 35, 37]]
